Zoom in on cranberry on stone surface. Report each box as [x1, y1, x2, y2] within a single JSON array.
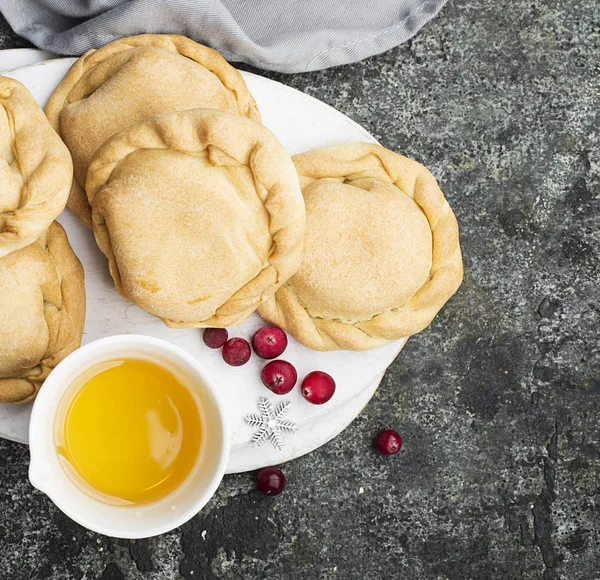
[[301, 371, 335, 405], [374, 430, 403, 455], [203, 327, 228, 349], [251, 326, 288, 359], [261, 360, 297, 395], [256, 467, 286, 496], [222, 337, 251, 366]]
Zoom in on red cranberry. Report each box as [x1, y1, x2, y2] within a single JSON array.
[[256, 467, 286, 496], [261, 360, 297, 395], [374, 430, 403, 455], [301, 371, 335, 405], [203, 327, 228, 349], [222, 337, 251, 366], [252, 326, 288, 359]]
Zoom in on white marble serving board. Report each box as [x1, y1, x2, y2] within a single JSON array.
[[0, 51, 406, 473]]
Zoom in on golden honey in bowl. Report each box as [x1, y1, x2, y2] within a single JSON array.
[[56, 358, 202, 504]]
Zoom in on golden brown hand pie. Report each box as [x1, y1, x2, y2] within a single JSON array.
[[86, 108, 305, 328], [258, 143, 463, 351], [45, 34, 261, 227], [0, 222, 86, 403], [0, 76, 73, 259]]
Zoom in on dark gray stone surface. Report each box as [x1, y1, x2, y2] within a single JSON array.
[[0, 0, 598, 578]]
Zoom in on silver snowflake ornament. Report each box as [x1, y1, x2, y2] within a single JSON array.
[[244, 397, 299, 450]]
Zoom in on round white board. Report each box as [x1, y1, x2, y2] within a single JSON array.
[[0, 54, 406, 473]]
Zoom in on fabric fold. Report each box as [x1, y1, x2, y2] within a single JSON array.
[[0, 0, 447, 73]]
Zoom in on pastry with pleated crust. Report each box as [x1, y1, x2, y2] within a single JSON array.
[[0, 76, 73, 259], [45, 34, 261, 227], [86, 108, 305, 328], [0, 222, 86, 403], [258, 143, 463, 351]]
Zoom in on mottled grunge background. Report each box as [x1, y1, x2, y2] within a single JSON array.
[[0, 0, 598, 578]]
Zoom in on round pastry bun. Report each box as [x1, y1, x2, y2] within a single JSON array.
[[86, 108, 305, 329], [0, 76, 72, 259], [45, 34, 261, 227], [0, 222, 86, 403], [258, 143, 463, 351]]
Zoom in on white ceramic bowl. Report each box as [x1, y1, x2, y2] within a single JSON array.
[[28, 335, 230, 538]]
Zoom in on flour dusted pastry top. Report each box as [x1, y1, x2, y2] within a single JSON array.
[[86, 108, 305, 328], [0, 222, 85, 403], [45, 34, 261, 226], [258, 143, 463, 351], [0, 76, 72, 259]]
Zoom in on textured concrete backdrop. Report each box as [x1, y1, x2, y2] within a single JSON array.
[[0, 1, 598, 578]]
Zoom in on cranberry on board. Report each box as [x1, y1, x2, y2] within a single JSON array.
[[261, 360, 297, 395], [252, 326, 288, 359], [301, 371, 335, 404], [256, 467, 286, 496], [202, 327, 228, 349], [222, 337, 251, 366], [374, 430, 403, 455]]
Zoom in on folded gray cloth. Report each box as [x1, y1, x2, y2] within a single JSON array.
[[0, 0, 447, 73]]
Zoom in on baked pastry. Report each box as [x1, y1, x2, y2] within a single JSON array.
[[0, 76, 73, 259], [0, 222, 85, 403], [45, 34, 261, 227], [258, 143, 463, 351], [86, 108, 305, 328]]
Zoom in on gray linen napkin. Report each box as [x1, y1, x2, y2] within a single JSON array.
[[0, 0, 447, 73]]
